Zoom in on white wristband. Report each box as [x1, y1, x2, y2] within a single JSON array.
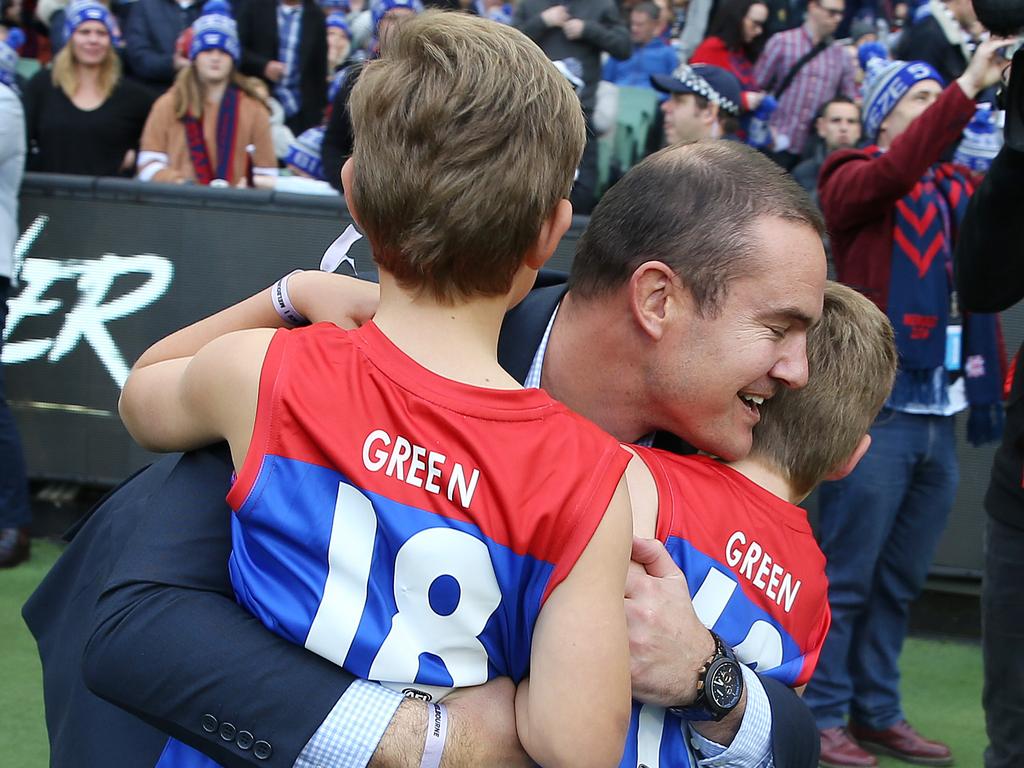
[[270, 269, 309, 327], [420, 702, 448, 768]]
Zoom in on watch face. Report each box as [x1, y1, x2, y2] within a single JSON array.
[[707, 659, 743, 711]]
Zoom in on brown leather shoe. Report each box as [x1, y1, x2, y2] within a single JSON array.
[[0, 527, 30, 568], [849, 720, 953, 766], [819, 727, 879, 767]]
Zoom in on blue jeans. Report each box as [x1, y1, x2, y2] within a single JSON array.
[[804, 409, 958, 731], [0, 277, 30, 528]]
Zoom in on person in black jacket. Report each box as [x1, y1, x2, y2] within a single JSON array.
[[236, 0, 327, 135], [896, 0, 976, 86], [123, 0, 203, 94], [953, 50, 1024, 768]]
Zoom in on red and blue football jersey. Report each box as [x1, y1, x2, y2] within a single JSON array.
[[618, 449, 831, 768], [156, 321, 629, 768]]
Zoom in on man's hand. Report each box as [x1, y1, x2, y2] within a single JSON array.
[[540, 4, 569, 27], [443, 678, 531, 767], [562, 17, 585, 39], [958, 35, 1016, 98], [264, 60, 287, 82], [626, 537, 716, 707]]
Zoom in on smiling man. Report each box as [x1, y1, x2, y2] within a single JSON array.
[[30, 141, 827, 768]]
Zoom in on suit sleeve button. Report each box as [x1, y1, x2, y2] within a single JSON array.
[[254, 740, 273, 760], [219, 722, 237, 742], [236, 730, 254, 750], [201, 714, 218, 733]]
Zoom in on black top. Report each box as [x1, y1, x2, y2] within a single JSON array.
[[23, 70, 154, 177], [955, 145, 1024, 530]]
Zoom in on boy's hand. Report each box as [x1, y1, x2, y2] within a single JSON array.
[[290, 271, 380, 329], [958, 36, 1016, 98], [625, 536, 716, 708]]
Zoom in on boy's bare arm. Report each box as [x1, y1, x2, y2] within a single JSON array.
[[515, 476, 633, 768], [132, 272, 379, 370]]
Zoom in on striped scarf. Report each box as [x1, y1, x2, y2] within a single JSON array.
[[183, 85, 240, 185]]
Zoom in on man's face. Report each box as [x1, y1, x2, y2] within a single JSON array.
[[662, 93, 714, 143], [816, 101, 861, 151], [650, 217, 826, 461], [880, 79, 942, 145], [808, 0, 844, 36], [630, 10, 659, 44]]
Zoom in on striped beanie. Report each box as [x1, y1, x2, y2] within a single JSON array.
[[861, 56, 944, 139], [190, 0, 240, 62], [63, 1, 122, 45]]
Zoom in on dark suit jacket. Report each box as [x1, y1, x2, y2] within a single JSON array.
[[895, 14, 969, 88], [236, 0, 327, 134], [25, 273, 818, 767]]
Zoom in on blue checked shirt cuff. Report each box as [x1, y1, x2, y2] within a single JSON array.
[[294, 680, 405, 768], [689, 665, 774, 768]]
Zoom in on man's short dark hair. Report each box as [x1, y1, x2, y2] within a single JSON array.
[[569, 141, 825, 315], [632, 2, 661, 21], [816, 95, 859, 121]]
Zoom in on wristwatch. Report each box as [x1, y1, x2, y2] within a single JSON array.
[[668, 631, 744, 722]]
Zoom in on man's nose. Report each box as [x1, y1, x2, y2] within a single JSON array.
[[771, 335, 809, 389]]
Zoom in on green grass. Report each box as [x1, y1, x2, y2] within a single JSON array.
[[0, 543, 989, 767]]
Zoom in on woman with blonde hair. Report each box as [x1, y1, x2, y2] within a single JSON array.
[[23, 0, 153, 176], [136, 0, 276, 187]]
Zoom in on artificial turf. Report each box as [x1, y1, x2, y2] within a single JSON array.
[[0, 541, 989, 767]]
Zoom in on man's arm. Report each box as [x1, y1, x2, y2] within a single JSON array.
[[123, 5, 176, 84], [627, 538, 820, 767], [578, 0, 631, 61]]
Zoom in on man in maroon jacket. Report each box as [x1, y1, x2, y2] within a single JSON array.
[[805, 38, 1011, 768]]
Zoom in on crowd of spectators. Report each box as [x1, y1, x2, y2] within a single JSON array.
[[0, 0, 1018, 765], [0, 0, 1005, 200]]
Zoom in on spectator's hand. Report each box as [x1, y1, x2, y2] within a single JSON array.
[[444, 678, 532, 767], [540, 4, 570, 27], [626, 537, 716, 707], [562, 17, 585, 39], [958, 35, 1016, 98], [120, 149, 136, 174], [745, 90, 766, 110], [264, 60, 287, 82]]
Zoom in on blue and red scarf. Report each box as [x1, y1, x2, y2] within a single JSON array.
[[183, 84, 240, 186], [882, 150, 1004, 444]]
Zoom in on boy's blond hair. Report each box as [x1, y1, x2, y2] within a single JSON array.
[[751, 281, 897, 497], [348, 11, 586, 304]]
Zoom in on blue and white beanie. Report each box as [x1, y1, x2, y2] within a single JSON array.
[[326, 13, 352, 36], [63, 1, 122, 46], [286, 126, 326, 180], [0, 28, 24, 90], [190, 0, 240, 62], [317, 0, 350, 11], [371, 0, 422, 32], [954, 104, 1003, 172], [861, 55, 944, 139]]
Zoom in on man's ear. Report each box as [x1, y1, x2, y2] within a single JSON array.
[[523, 198, 573, 270], [703, 102, 719, 126], [340, 158, 365, 229], [825, 434, 872, 482], [815, 116, 827, 139], [629, 261, 684, 341]]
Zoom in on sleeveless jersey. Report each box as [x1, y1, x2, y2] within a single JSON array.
[[618, 449, 831, 768], [155, 321, 629, 768]]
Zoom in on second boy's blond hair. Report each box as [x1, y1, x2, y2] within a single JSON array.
[[348, 11, 586, 304], [752, 281, 897, 497]]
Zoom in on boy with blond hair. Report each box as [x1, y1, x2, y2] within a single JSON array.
[[620, 281, 897, 765], [118, 11, 633, 768]]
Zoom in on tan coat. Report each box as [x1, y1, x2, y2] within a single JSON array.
[[139, 89, 276, 185]]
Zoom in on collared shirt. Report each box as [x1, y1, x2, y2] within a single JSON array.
[[276, 1, 304, 117], [296, 304, 776, 768], [753, 24, 856, 154]]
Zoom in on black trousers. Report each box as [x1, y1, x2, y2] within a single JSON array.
[[982, 514, 1024, 768]]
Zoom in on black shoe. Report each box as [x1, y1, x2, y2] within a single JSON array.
[[0, 527, 30, 568]]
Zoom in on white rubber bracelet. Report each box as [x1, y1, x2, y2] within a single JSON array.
[[270, 269, 309, 326], [420, 702, 448, 768]]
